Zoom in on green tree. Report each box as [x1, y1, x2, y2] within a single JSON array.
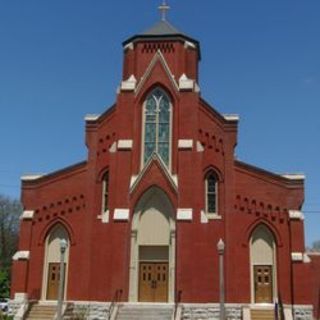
[[0, 195, 22, 297]]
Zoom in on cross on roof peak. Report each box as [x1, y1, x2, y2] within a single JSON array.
[[158, 0, 170, 21]]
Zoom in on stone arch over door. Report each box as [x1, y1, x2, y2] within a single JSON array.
[[129, 186, 175, 302], [250, 224, 277, 304], [41, 224, 70, 300]]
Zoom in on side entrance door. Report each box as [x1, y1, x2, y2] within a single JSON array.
[[46, 263, 65, 300], [254, 265, 273, 303], [139, 262, 168, 302]]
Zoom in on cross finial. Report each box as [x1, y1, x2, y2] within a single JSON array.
[[158, 0, 170, 21]]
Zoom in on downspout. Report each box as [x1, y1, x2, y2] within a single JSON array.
[[288, 217, 295, 319]]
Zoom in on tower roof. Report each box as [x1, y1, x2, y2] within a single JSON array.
[[122, 20, 200, 58]]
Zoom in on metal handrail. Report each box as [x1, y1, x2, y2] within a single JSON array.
[[108, 289, 122, 320]]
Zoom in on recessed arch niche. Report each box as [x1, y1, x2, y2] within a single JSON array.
[[129, 187, 175, 303]]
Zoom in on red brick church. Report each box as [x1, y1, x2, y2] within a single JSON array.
[[10, 5, 320, 320]]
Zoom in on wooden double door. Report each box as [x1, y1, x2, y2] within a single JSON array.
[[139, 262, 168, 302], [46, 263, 65, 300], [254, 265, 273, 303]]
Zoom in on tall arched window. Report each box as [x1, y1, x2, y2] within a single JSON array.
[[102, 171, 109, 213], [143, 88, 171, 167], [206, 172, 218, 214]]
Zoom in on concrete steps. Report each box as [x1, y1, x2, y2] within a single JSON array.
[[251, 309, 274, 320], [116, 304, 173, 320], [25, 303, 56, 320]]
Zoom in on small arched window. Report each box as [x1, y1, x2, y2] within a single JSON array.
[[143, 88, 171, 167], [206, 172, 218, 214], [102, 171, 109, 213]]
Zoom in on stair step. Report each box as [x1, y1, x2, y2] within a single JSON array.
[[117, 305, 173, 320], [251, 309, 274, 320], [25, 304, 56, 320]]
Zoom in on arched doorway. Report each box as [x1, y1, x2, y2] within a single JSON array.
[[250, 224, 277, 304], [41, 224, 70, 300], [129, 187, 175, 302]]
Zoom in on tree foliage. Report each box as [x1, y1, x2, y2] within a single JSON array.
[[0, 195, 22, 298]]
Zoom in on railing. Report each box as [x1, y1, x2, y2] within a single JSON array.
[[173, 290, 182, 320], [108, 289, 123, 320]]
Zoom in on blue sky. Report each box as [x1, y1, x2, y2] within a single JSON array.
[[0, 0, 319, 246]]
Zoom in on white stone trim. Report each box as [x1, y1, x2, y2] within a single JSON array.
[[121, 75, 137, 91], [97, 210, 110, 224], [13, 293, 28, 301], [84, 114, 100, 122], [177, 209, 193, 221], [12, 251, 30, 261], [109, 142, 117, 153], [200, 210, 208, 224], [184, 41, 196, 49], [291, 252, 303, 262], [135, 50, 179, 95], [223, 114, 240, 122], [303, 253, 311, 263], [21, 174, 44, 181], [196, 141, 205, 152], [282, 173, 305, 180], [20, 210, 34, 220], [195, 83, 201, 93], [207, 213, 222, 220], [117, 139, 133, 150], [178, 139, 193, 150], [113, 209, 130, 221], [289, 210, 304, 220], [179, 73, 195, 91], [131, 153, 178, 194], [124, 42, 134, 50]]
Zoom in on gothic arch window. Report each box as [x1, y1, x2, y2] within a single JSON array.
[[143, 88, 171, 167], [102, 171, 109, 213], [205, 171, 218, 214]]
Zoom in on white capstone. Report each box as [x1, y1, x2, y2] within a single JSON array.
[[98, 211, 110, 224], [200, 210, 208, 224], [114, 209, 130, 221], [124, 42, 134, 50], [179, 74, 194, 91], [197, 141, 205, 152], [289, 210, 304, 220], [121, 75, 137, 91], [291, 252, 303, 262], [21, 174, 44, 181], [109, 142, 117, 153], [178, 139, 193, 150], [130, 175, 138, 188], [303, 253, 311, 263], [117, 140, 133, 150], [12, 251, 30, 261], [177, 209, 193, 221], [282, 173, 305, 180], [223, 114, 240, 122], [184, 41, 196, 49], [20, 210, 34, 220], [85, 114, 100, 121], [194, 83, 201, 93]]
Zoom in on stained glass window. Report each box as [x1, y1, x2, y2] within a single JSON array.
[[144, 89, 171, 166], [206, 172, 218, 213]]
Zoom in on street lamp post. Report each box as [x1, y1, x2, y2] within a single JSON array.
[[217, 239, 225, 320], [57, 239, 68, 320]]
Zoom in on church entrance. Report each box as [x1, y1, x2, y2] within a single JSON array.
[[139, 262, 168, 302], [129, 187, 175, 303], [250, 225, 277, 304], [254, 265, 273, 303], [46, 263, 65, 300], [42, 224, 69, 300]]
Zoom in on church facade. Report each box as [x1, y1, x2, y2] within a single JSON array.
[[10, 17, 320, 320]]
